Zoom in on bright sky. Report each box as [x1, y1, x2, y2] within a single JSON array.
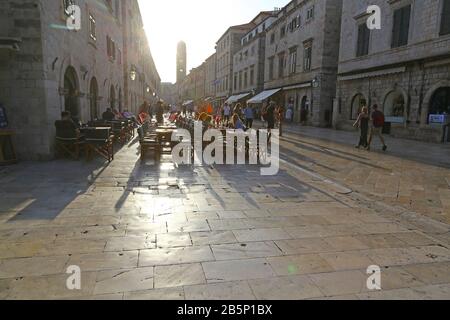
[[138, 0, 289, 83]]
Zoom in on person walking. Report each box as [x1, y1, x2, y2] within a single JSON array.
[[223, 103, 231, 125], [266, 101, 276, 130], [367, 104, 388, 152], [244, 104, 254, 129], [353, 106, 369, 149], [276, 104, 284, 136], [155, 101, 164, 124]]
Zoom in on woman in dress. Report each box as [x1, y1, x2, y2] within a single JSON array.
[[353, 106, 369, 149]]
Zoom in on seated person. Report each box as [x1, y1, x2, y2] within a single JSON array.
[[102, 108, 115, 121], [203, 115, 213, 128], [138, 111, 150, 125], [169, 112, 179, 123], [57, 111, 81, 138]]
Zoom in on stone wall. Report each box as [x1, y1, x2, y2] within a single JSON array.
[[0, 0, 49, 160], [263, 0, 343, 126], [336, 0, 450, 143]]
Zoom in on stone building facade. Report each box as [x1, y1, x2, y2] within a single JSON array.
[[178, 63, 206, 105], [263, 0, 343, 126], [160, 82, 177, 106], [122, 0, 160, 115], [0, 0, 160, 160], [335, 0, 450, 143], [231, 12, 277, 98], [204, 53, 216, 101], [214, 23, 255, 107]]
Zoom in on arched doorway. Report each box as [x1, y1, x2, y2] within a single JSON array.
[[384, 90, 406, 123], [428, 87, 450, 122], [300, 96, 308, 123], [89, 77, 98, 120], [64, 66, 79, 118], [350, 94, 367, 120], [110, 85, 116, 109]]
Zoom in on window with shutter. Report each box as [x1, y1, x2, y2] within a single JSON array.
[[269, 57, 275, 80], [278, 53, 285, 78], [440, 0, 450, 36], [303, 44, 312, 72], [392, 5, 411, 48], [356, 23, 370, 57]]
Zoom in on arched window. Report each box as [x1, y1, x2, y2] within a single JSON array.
[[350, 94, 366, 120], [89, 77, 98, 120], [384, 90, 405, 123], [64, 66, 80, 118], [428, 87, 450, 123]]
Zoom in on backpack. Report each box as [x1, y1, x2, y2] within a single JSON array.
[[372, 111, 385, 128]]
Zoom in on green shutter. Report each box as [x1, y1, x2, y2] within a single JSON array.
[[392, 9, 402, 47], [441, 0, 450, 35], [400, 5, 411, 46]]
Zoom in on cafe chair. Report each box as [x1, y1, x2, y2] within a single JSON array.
[[109, 120, 128, 145], [54, 120, 85, 160], [138, 126, 160, 162], [84, 127, 114, 162]]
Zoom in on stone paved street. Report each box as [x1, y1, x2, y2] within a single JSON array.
[[1, 128, 450, 300]]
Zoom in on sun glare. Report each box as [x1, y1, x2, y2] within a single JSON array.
[[138, 0, 289, 83]]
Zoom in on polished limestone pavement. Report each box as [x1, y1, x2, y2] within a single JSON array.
[[0, 129, 449, 300]]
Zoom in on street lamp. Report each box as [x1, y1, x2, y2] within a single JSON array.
[[312, 76, 319, 88], [130, 69, 137, 81]]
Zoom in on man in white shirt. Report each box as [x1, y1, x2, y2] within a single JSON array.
[[223, 103, 231, 124]]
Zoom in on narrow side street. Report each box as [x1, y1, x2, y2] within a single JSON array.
[[0, 128, 449, 300]]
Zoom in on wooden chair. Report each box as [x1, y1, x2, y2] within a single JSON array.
[[84, 127, 114, 162], [54, 120, 84, 160], [138, 126, 160, 162]]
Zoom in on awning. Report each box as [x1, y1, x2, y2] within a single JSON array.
[[247, 88, 282, 104], [182, 100, 193, 106], [283, 82, 311, 91], [225, 92, 251, 104], [338, 67, 406, 81]]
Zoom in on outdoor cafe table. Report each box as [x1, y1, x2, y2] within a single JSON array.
[[155, 128, 175, 141], [80, 127, 112, 134]]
